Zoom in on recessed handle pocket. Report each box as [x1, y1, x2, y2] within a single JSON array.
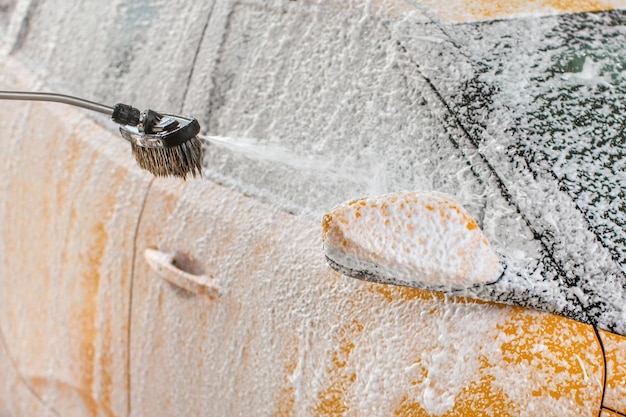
[[144, 248, 219, 299]]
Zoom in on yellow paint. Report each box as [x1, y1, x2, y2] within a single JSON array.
[[599, 330, 626, 414], [273, 343, 300, 417], [368, 281, 446, 303], [366, 280, 499, 306], [433, 199, 480, 232], [381, 202, 390, 217], [394, 358, 515, 417], [467, 0, 612, 21], [322, 214, 333, 237], [275, 386, 296, 417], [391, 309, 603, 416], [78, 221, 107, 402], [496, 311, 602, 410], [410, 0, 619, 23], [313, 320, 363, 416], [600, 408, 625, 417], [75, 187, 117, 415], [364, 277, 603, 415]]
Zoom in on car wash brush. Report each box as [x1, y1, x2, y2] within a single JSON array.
[[0, 90, 202, 179]]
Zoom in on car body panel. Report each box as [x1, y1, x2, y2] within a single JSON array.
[[0, 1, 625, 416]]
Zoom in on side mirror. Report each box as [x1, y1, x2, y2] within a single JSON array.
[[322, 191, 501, 291]]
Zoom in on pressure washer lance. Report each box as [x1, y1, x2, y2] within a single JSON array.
[[0, 91, 202, 179]]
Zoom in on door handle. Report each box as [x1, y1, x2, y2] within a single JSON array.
[[143, 248, 219, 299]]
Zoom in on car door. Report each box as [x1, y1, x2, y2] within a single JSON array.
[[129, 177, 606, 416], [0, 63, 152, 416]]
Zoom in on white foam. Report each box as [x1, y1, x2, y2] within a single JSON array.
[[323, 191, 502, 289]]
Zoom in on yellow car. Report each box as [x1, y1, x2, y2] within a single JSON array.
[[1, 1, 626, 416]]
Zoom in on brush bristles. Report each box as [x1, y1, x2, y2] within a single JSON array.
[[131, 136, 203, 179]]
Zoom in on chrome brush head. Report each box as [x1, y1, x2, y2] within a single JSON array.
[[116, 107, 203, 179]]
